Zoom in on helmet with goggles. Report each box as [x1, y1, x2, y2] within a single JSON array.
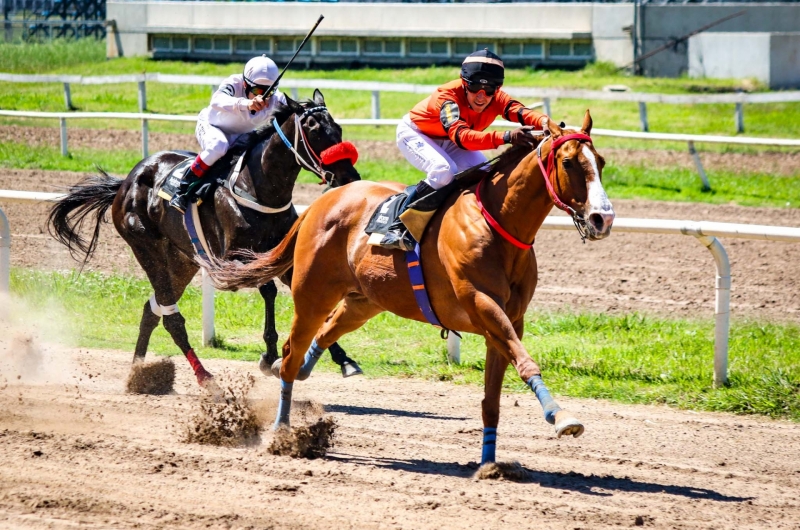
[[460, 49, 504, 96], [243, 54, 280, 98]]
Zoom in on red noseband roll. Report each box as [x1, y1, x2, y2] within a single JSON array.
[[320, 141, 359, 166]]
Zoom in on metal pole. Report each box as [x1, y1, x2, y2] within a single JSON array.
[[371, 90, 381, 120], [141, 119, 149, 158], [291, 87, 299, 100], [735, 102, 744, 134], [695, 235, 730, 387], [447, 332, 460, 365], [543, 97, 551, 117], [688, 141, 711, 191], [137, 80, 146, 112], [638, 101, 649, 132], [63, 82, 72, 110], [202, 269, 215, 347], [0, 207, 9, 294], [60, 117, 67, 156]]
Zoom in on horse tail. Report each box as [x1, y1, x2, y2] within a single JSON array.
[[47, 169, 122, 267], [206, 209, 306, 291]]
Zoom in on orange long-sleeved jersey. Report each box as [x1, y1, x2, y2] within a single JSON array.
[[408, 79, 546, 151]]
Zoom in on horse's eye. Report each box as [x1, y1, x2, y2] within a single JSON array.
[[562, 158, 573, 169]]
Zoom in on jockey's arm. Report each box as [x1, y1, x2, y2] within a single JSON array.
[[210, 81, 251, 113], [441, 101, 505, 151], [498, 92, 548, 129]]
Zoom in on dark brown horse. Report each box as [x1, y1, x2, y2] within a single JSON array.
[[208, 111, 615, 465], [47, 90, 362, 389]]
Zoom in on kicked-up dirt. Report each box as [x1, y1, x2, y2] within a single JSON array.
[[0, 344, 799, 529]]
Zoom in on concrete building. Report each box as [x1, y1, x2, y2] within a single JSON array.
[[106, 1, 800, 85]]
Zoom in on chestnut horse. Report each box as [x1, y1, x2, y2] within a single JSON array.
[[208, 112, 614, 464]]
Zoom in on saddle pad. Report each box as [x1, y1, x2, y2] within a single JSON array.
[[156, 159, 196, 203], [364, 188, 413, 236]]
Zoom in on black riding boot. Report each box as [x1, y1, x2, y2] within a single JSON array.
[[379, 180, 436, 251], [169, 174, 199, 214]]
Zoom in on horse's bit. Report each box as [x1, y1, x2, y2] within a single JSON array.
[[272, 105, 335, 185]]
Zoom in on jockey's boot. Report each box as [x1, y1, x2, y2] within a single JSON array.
[[169, 163, 203, 214], [379, 180, 436, 251]]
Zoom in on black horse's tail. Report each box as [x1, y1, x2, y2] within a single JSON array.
[[206, 209, 306, 291], [47, 170, 122, 267]]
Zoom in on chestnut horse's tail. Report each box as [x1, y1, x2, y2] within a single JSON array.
[[206, 208, 306, 291], [47, 169, 122, 268]]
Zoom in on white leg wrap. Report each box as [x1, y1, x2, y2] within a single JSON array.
[[149, 295, 162, 317], [149, 295, 179, 317]]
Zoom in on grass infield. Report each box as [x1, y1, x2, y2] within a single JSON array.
[[10, 268, 800, 421]]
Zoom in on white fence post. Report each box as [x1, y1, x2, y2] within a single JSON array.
[[291, 87, 299, 100], [638, 101, 649, 132], [141, 119, 149, 158], [543, 97, 551, 118], [735, 102, 744, 134], [137, 80, 147, 112], [0, 207, 9, 294], [695, 235, 730, 387], [63, 82, 72, 111], [59, 117, 67, 156], [202, 269, 215, 347], [687, 141, 711, 191], [371, 90, 381, 120]]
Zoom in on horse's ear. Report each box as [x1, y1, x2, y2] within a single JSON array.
[[547, 116, 563, 139], [287, 97, 303, 113], [581, 109, 593, 136], [313, 89, 326, 107]]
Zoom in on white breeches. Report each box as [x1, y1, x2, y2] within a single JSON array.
[[195, 117, 243, 167], [396, 115, 488, 190]]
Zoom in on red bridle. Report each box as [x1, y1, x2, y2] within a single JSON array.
[[475, 133, 593, 250]]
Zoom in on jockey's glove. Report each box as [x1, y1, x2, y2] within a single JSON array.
[[504, 126, 537, 147]]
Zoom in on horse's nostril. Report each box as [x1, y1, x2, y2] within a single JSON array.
[[589, 213, 604, 232]]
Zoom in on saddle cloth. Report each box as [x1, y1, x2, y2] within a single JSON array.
[[364, 187, 413, 241]]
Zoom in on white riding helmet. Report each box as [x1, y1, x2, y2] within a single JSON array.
[[243, 54, 279, 89]]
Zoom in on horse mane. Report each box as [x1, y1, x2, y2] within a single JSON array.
[[453, 144, 535, 189]]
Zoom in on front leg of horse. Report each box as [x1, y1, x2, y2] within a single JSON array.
[[161, 311, 215, 389], [132, 296, 162, 364], [258, 281, 281, 375]]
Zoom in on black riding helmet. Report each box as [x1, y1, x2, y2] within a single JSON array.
[[460, 49, 505, 87]]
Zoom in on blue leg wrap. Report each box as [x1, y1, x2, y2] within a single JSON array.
[[273, 380, 293, 430], [528, 375, 561, 425], [481, 427, 497, 465], [296, 339, 324, 381]]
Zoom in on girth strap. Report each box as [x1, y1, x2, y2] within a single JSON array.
[[404, 243, 444, 329]]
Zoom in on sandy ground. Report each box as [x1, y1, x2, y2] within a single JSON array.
[[1, 342, 799, 530], [2, 167, 799, 322]]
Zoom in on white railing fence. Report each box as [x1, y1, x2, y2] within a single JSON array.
[[2, 192, 800, 387], [3, 72, 800, 133], [2, 109, 800, 193]]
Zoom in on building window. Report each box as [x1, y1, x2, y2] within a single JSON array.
[[385, 40, 401, 54], [254, 38, 271, 54], [152, 36, 170, 51], [502, 42, 522, 56], [409, 39, 449, 56], [194, 37, 212, 52], [573, 42, 592, 57], [319, 38, 359, 55], [320, 39, 339, 54], [276, 38, 310, 55], [364, 39, 401, 56], [235, 38, 253, 53], [341, 39, 357, 53], [549, 42, 572, 58], [523, 42, 543, 58]]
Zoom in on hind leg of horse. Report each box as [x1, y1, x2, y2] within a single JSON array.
[[289, 293, 381, 381], [480, 344, 510, 465], [132, 298, 161, 364], [280, 268, 362, 377], [258, 280, 281, 374], [272, 289, 350, 429]]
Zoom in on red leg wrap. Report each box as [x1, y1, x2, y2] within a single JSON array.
[[185, 349, 212, 384]]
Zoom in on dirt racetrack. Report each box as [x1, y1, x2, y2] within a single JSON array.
[[1, 343, 799, 529]]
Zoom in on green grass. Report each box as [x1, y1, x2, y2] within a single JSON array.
[[2, 39, 800, 140], [10, 268, 800, 421]]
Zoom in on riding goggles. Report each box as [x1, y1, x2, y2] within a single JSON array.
[[244, 77, 277, 98], [465, 81, 500, 97]]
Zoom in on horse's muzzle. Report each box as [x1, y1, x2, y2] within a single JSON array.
[[583, 208, 615, 241]]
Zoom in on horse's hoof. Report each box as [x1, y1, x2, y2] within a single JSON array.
[[258, 354, 275, 377], [270, 359, 282, 379], [199, 375, 224, 401], [554, 411, 584, 439], [341, 361, 363, 378]]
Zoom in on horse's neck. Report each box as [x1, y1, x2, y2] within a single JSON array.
[[490, 152, 554, 244], [247, 131, 301, 207]]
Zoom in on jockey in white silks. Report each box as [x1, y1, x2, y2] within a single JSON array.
[[170, 54, 287, 213]]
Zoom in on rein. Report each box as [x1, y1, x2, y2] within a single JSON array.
[[476, 132, 593, 249], [272, 105, 334, 185]]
